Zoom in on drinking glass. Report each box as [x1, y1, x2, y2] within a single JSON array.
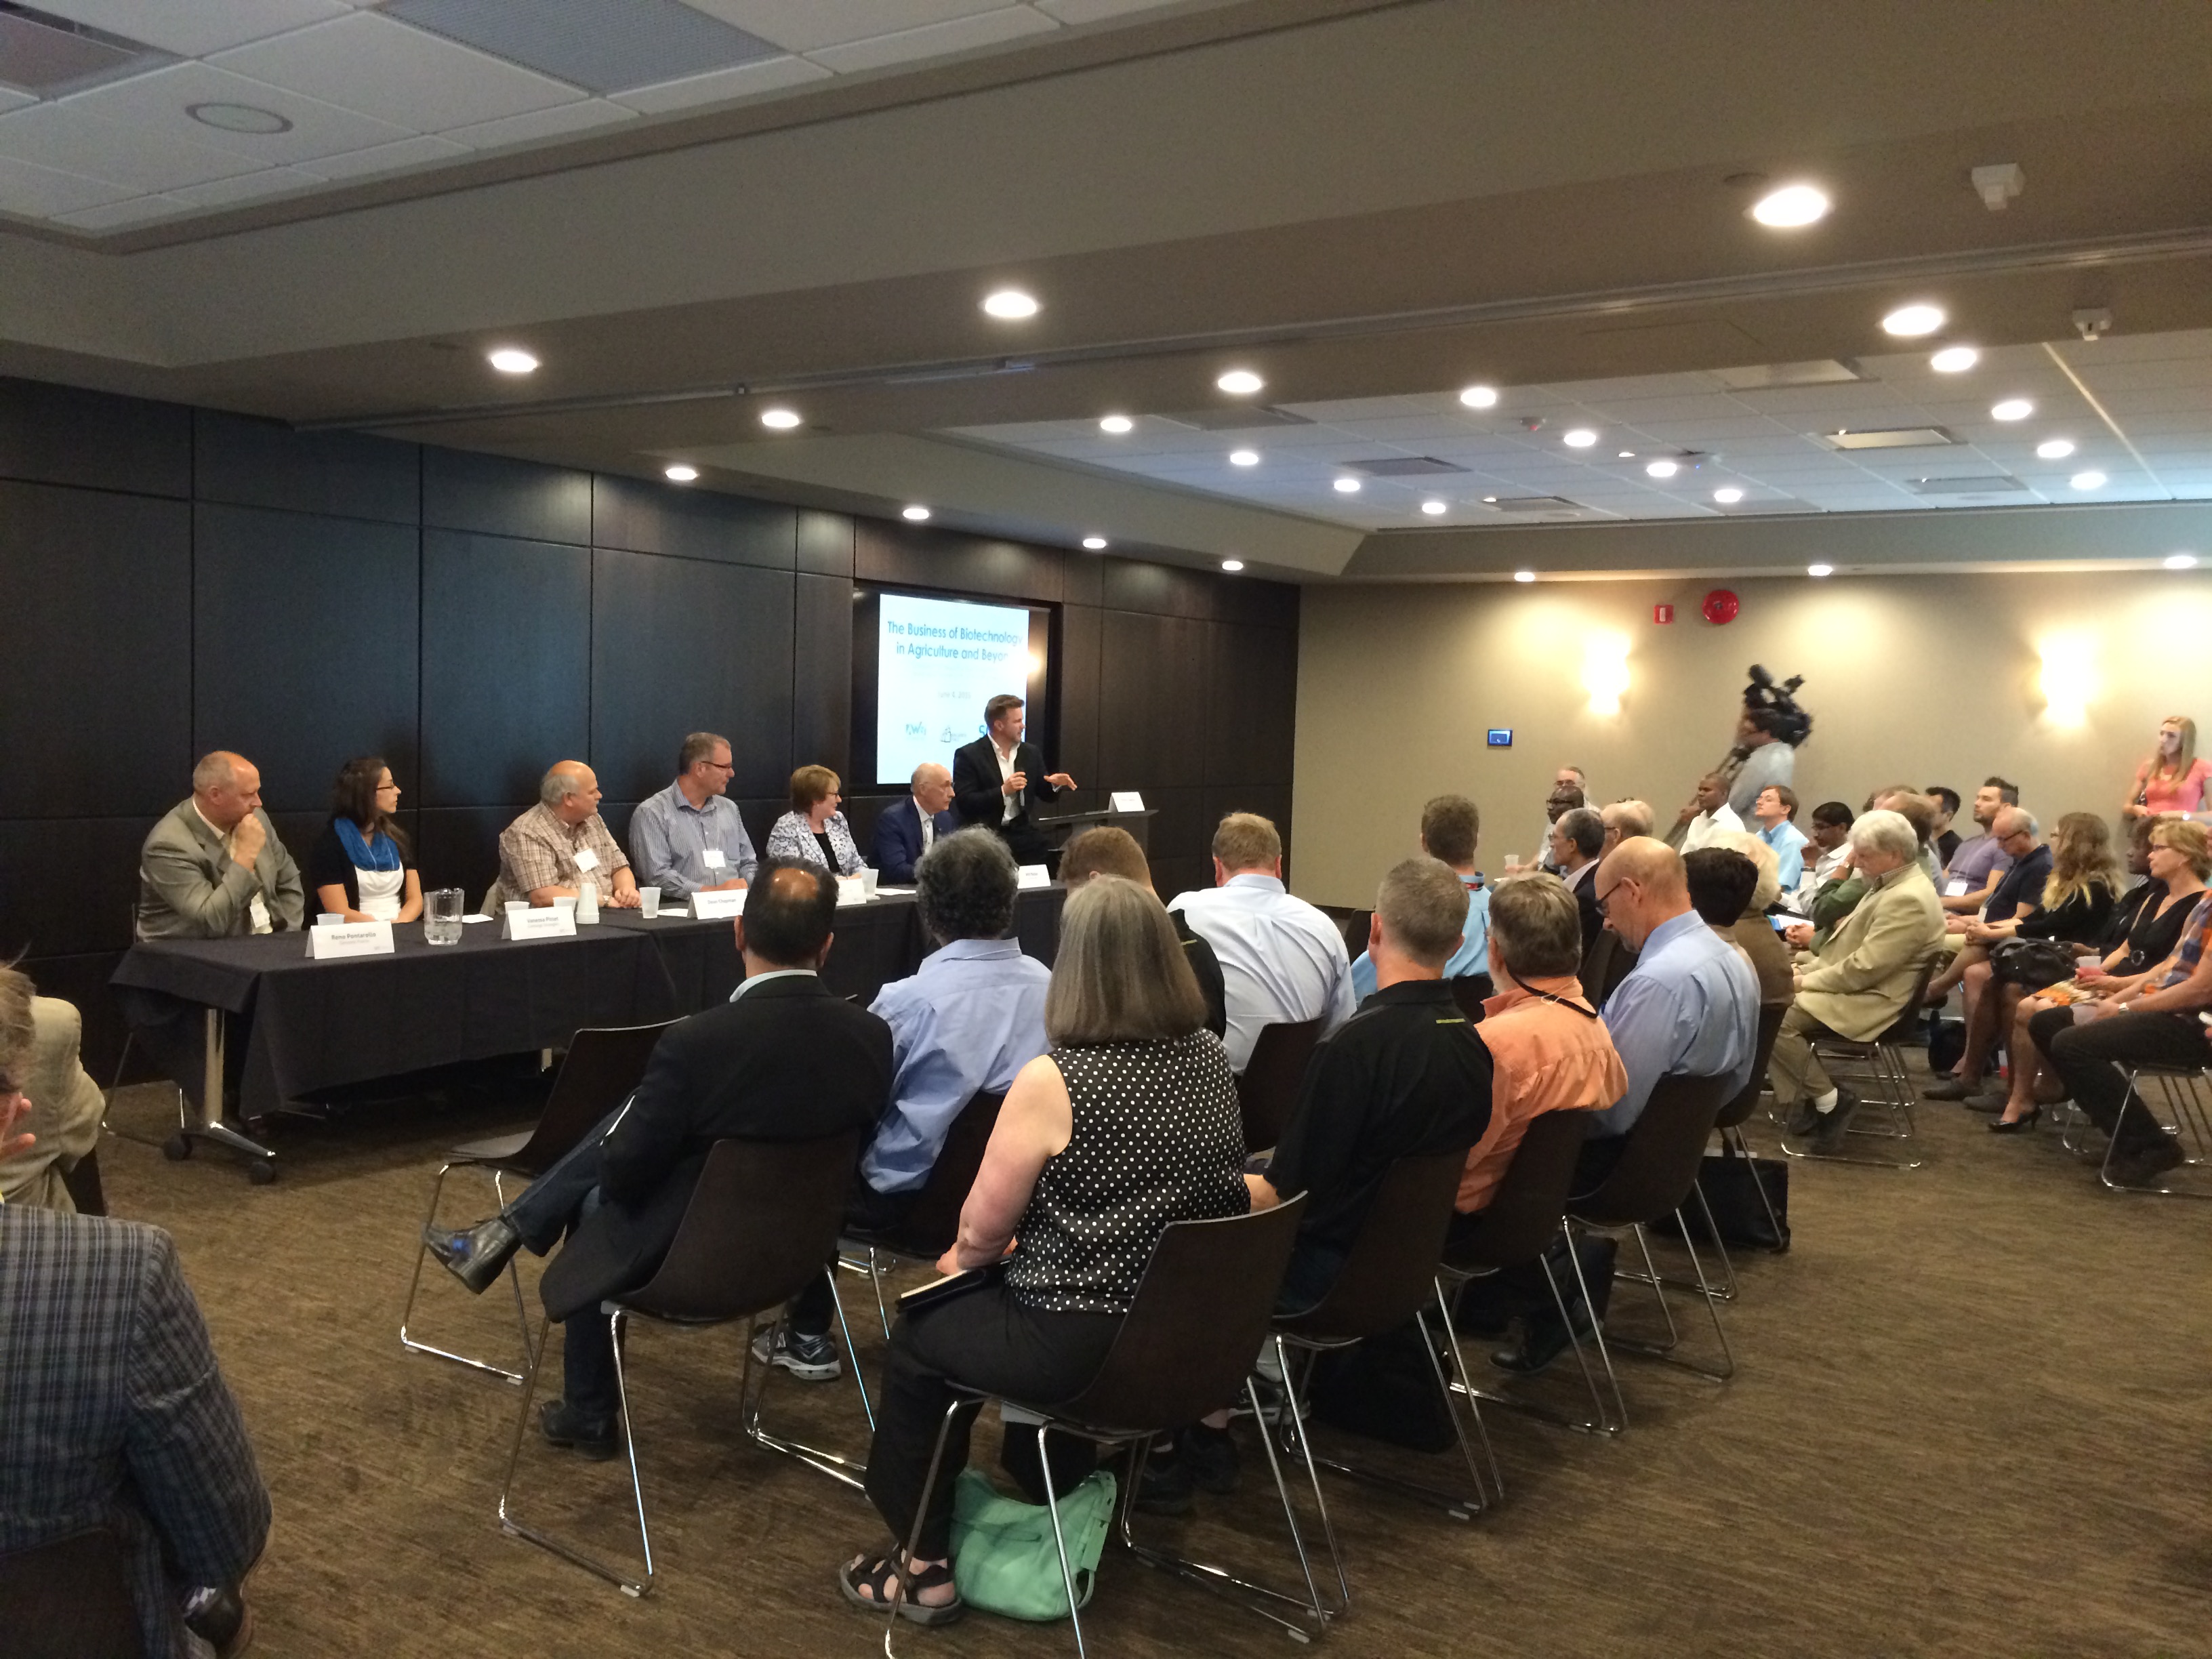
[[424, 887, 465, 946]]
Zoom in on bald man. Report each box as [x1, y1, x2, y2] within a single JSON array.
[[136, 751, 304, 939], [497, 762, 641, 909], [871, 762, 958, 883], [1599, 798, 1654, 858]]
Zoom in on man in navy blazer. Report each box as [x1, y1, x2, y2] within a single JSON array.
[[871, 762, 958, 882], [951, 693, 1077, 866]]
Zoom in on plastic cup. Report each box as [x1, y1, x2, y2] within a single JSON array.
[[639, 888, 662, 918]]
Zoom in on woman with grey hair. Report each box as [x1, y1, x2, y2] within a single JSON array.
[[843, 876, 1249, 1625]]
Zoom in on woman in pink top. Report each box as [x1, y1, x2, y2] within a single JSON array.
[[2124, 716, 2212, 821]]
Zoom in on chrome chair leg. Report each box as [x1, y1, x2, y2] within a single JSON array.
[[741, 1296, 870, 1489], [1599, 1221, 1734, 1382], [1273, 1338, 1350, 1612], [1034, 1427, 1090, 1659], [827, 1271, 876, 1433], [497, 1312, 653, 1596], [399, 1162, 528, 1384]]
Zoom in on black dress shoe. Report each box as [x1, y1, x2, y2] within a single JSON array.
[[423, 1215, 522, 1294], [186, 1587, 253, 1659], [1133, 1441, 1195, 1516], [1178, 1422, 1240, 1495], [1492, 1303, 1596, 1376], [538, 1399, 621, 1461]]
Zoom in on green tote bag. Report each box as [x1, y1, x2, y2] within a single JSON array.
[[949, 1466, 1119, 1620]]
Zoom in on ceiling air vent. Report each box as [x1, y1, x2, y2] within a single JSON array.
[[1712, 359, 1866, 390], [1910, 476, 2030, 494], [1349, 456, 1469, 476], [1485, 496, 1588, 515], [0, 3, 165, 96], [1821, 427, 1954, 450], [1158, 406, 1315, 432]]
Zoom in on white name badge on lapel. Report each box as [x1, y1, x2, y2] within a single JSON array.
[[701, 848, 727, 871], [1017, 864, 1052, 890], [306, 920, 395, 960], [690, 888, 745, 920], [1943, 878, 1969, 897], [1109, 791, 1145, 813], [573, 847, 600, 873], [504, 907, 579, 941], [836, 876, 869, 907], [248, 895, 272, 932]]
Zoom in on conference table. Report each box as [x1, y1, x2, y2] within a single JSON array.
[[108, 886, 1067, 1179]]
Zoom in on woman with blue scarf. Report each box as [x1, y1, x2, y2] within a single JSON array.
[[308, 756, 422, 924]]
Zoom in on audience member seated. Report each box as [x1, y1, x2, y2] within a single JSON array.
[[1353, 794, 1492, 996], [871, 762, 958, 884], [2123, 715, 2211, 826], [497, 762, 644, 909], [841, 876, 1246, 1626], [1547, 806, 1607, 950], [1061, 827, 1226, 1040], [0, 1032, 270, 1659], [1692, 841, 1793, 1007], [1793, 800, 1856, 907], [1924, 805, 2049, 1005], [1773, 810, 1945, 1151], [1169, 811, 1355, 1071], [1599, 798, 1654, 858], [1925, 785, 1963, 868], [422, 864, 892, 1458], [308, 755, 422, 923], [762, 830, 1050, 1380], [0, 970, 105, 1211], [1446, 876, 1626, 1375], [1992, 821, 2209, 1130], [1536, 779, 1586, 872], [1750, 784, 1809, 888], [1679, 771, 1746, 853], [2037, 885, 2212, 1185], [1928, 812, 2118, 1107], [1938, 777, 2020, 916], [1797, 787, 1938, 949], [628, 731, 758, 900], [1726, 705, 1797, 817], [766, 764, 868, 876]]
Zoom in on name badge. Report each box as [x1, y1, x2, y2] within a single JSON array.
[[690, 888, 745, 920], [248, 895, 272, 932], [1017, 863, 1052, 890], [701, 848, 727, 870], [307, 920, 395, 960], [573, 847, 600, 873], [504, 907, 579, 941], [1944, 878, 1969, 897]]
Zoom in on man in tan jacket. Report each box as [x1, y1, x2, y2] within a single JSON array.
[[0, 972, 104, 1212], [1773, 808, 1945, 1152]]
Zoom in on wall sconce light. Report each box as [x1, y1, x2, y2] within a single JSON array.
[[1582, 632, 1631, 716], [2036, 636, 2097, 726]]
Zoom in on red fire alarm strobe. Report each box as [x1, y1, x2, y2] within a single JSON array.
[[1653, 603, 1674, 624], [1702, 588, 1740, 625]]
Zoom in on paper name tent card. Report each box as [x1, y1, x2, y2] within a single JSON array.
[[306, 920, 395, 960], [503, 907, 577, 941], [1017, 863, 1052, 889], [690, 889, 745, 920], [1110, 791, 1145, 813]]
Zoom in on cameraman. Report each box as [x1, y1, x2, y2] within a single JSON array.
[[1727, 707, 1797, 818]]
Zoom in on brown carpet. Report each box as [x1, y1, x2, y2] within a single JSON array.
[[93, 1058, 2212, 1659]]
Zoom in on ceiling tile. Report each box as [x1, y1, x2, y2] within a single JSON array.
[[806, 6, 1057, 73], [386, 0, 782, 96], [291, 133, 471, 179], [0, 100, 266, 190], [445, 98, 636, 148], [54, 192, 186, 229], [612, 53, 828, 114], [28, 0, 348, 58], [63, 62, 413, 166], [1037, 0, 1199, 21], [679, 2, 1019, 55], [211, 12, 586, 133], [0, 149, 137, 216], [166, 165, 321, 207], [0, 87, 30, 116]]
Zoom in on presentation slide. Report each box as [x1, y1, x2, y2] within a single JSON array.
[[876, 592, 1036, 784]]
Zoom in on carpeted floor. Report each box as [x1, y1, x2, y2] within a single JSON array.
[[92, 1055, 2212, 1659]]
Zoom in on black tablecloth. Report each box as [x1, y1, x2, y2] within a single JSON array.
[[108, 886, 1066, 1121]]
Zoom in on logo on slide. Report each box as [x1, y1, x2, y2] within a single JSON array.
[[941, 726, 962, 743], [905, 722, 926, 739]]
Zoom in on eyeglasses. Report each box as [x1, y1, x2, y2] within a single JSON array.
[[701, 760, 735, 773], [1595, 880, 1631, 912]]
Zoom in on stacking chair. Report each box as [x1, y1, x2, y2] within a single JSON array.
[[1433, 1107, 1620, 1437], [1567, 1071, 1736, 1414], [1677, 1001, 1790, 1301], [0, 1528, 142, 1659], [401, 1020, 674, 1383], [1266, 1150, 1490, 1614], [840, 1090, 1005, 1338], [498, 1132, 861, 1597], [1237, 1019, 1322, 1153], [1778, 956, 1938, 1170], [890, 1197, 1317, 1656], [2103, 1064, 2212, 1197]]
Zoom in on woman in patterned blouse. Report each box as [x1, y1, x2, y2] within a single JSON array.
[[764, 764, 867, 876], [840, 875, 1248, 1626]]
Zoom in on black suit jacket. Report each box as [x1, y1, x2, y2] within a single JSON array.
[[951, 736, 1065, 838], [540, 976, 893, 1321], [1564, 859, 1603, 953], [869, 795, 958, 883]]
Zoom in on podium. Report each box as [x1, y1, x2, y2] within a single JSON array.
[[1032, 806, 1158, 853]]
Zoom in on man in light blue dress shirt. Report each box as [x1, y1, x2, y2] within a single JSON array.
[[628, 732, 758, 899], [1750, 784, 1810, 890], [1351, 793, 1490, 997]]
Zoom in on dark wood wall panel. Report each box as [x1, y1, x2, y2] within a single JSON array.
[[0, 819, 154, 960], [0, 379, 189, 497], [1056, 602, 1103, 794], [794, 572, 855, 780], [1205, 621, 1299, 788], [1098, 610, 1210, 792], [193, 411, 419, 525], [590, 549, 795, 802], [414, 806, 518, 911], [855, 520, 1062, 603], [424, 449, 591, 546], [1101, 556, 1213, 619], [796, 509, 854, 577], [419, 530, 592, 807], [192, 504, 420, 813], [0, 483, 192, 819], [592, 474, 796, 568]]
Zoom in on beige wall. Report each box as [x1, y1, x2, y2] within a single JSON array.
[[1291, 570, 2212, 907]]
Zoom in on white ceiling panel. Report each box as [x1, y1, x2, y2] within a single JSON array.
[[211, 12, 586, 133], [1036, 0, 1187, 20], [293, 133, 470, 179], [64, 61, 413, 165], [0, 87, 31, 116], [613, 54, 828, 114], [808, 7, 1057, 74], [167, 165, 321, 207], [54, 192, 189, 229], [444, 97, 636, 150], [30, 0, 350, 58], [0, 100, 266, 190], [680, 1, 1021, 55], [0, 150, 137, 216]]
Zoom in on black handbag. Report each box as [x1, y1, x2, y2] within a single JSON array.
[[1680, 1141, 1790, 1252], [1989, 937, 2078, 990]]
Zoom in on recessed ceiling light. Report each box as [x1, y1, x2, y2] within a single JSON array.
[[1458, 384, 1498, 409], [1991, 398, 2034, 422], [1713, 487, 1744, 504], [663, 464, 698, 483], [487, 348, 537, 374], [2165, 554, 2198, 571], [1931, 345, 1980, 373], [1513, 570, 1536, 583], [1229, 449, 1260, 466], [188, 102, 292, 136], [902, 506, 930, 522], [1333, 477, 1361, 493], [1082, 536, 1108, 550], [2070, 470, 2108, 490], [981, 289, 1038, 319], [1645, 459, 1679, 479], [1807, 563, 1834, 577], [1882, 303, 1946, 337], [1216, 369, 1264, 395], [1563, 428, 1598, 448], [759, 407, 802, 430], [1618, 450, 1637, 459], [1750, 182, 1830, 228], [1221, 559, 1244, 572], [1099, 414, 1133, 434], [1420, 499, 1447, 515], [1482, 495, 1498, 504], [2035, 438, 2074, 459]]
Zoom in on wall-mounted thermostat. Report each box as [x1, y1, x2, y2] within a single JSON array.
[[1486, 729, 1512, 747]]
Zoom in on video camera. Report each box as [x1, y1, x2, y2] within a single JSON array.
[[1743, 663, 1812, 747]]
